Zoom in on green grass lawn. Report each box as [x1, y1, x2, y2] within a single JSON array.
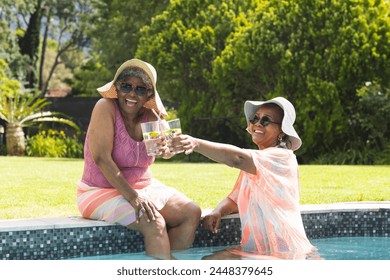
[[0, 156, 389, 220]]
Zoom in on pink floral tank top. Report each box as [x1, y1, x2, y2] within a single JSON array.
[[81, 99, 154, 189]]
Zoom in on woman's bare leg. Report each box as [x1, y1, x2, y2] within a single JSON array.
[[159, 194, 202, 251], [128, 212, 171, 259]]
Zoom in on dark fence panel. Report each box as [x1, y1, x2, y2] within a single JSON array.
[[46, 97, 100, 132]]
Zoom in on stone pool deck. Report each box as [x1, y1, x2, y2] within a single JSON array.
[[1, 201, 389, 260]]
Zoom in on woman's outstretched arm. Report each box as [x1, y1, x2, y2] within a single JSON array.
[[175, 134, 256, 175]]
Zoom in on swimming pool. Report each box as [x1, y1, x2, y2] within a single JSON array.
[[70, 236, 390, 260], [311, 236, 390, 260], [1, 202, 389, 260]]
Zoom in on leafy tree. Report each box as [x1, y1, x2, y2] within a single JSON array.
[[312, 82, 390, 164], [69, 0, 170, 96], [65, 54, 110, 96], [10, 0, 384, 163], [38, 0, 90, 95], [346, 83, 390, 164], [212, 0, 390, 160], [1, 0, 90, 94], [0, 1, 31, 81], [42, 38, 80, 91], [0, 59, 80, 156], [136, 0, 253, 144], [17, 0, 45, 88], [0, 59, 20, 96]]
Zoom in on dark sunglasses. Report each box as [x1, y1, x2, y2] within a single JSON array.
[[119, 83, 149, 96], [249, 115, 281, 126]]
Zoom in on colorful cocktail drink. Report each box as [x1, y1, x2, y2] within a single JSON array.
[[141, 121, 161, 156], [166, 119, 184, 154]]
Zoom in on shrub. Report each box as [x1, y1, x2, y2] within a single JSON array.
[[312, 146, 377, 165], [26, 129, 83, 158]]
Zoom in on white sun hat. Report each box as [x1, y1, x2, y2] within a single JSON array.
[[97, 58, 168, 117], [244, 97, 302, 151]]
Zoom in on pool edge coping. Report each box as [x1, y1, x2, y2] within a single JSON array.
[[1, 201, 389, 232]]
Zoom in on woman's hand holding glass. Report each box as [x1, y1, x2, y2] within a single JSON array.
[[156, 135, 173, 159], [170, 134, 196, 155]]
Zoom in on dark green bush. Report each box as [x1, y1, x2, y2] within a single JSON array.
[[314, 83, 390, 164]]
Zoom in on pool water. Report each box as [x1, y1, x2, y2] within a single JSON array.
[[71, 236, 389, 260], [311, 236, 389, 260]]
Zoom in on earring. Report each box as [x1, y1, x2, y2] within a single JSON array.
[[277, 134, 287, 149]]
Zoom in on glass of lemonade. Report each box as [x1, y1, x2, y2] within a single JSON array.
[[165, 118, 184, 154], [141, 121, 161, 156]]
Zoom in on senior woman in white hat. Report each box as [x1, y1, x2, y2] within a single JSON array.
[[174, 97, 319, 259], [77, 59, 201, 260]]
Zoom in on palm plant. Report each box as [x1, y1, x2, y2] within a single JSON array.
[[0, 90, 80, 156]]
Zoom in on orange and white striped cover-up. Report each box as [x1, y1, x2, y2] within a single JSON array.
[[77, 179, 180, 226], [226, 147, 318, 259]]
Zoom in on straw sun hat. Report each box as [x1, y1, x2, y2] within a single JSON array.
[[97, 58, 168, 117], [244, 97, 302, 151]]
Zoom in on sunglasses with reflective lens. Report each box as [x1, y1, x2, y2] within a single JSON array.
[[119, 83, 149, 96], [249, 115, 281, 126]]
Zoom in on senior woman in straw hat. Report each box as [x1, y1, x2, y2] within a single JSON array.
[[173, 97, 319, 259], [77, 59, 201, 260]]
